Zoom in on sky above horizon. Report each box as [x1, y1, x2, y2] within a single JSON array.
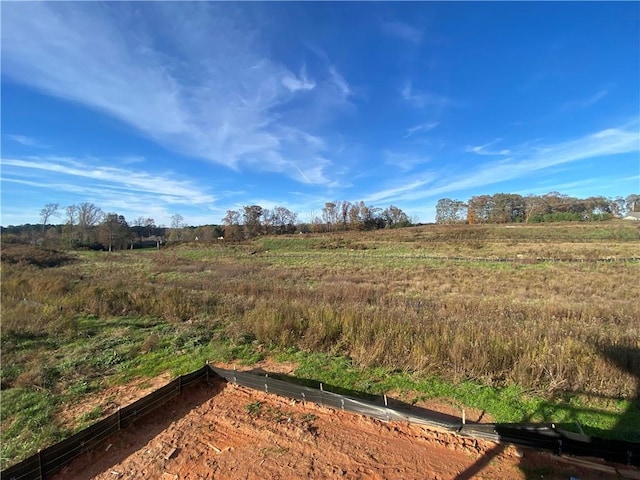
[[2, 1, 639, 227]]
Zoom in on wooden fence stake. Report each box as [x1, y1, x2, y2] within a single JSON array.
[[38, 449, 43, 480]]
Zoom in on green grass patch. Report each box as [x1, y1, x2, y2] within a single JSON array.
[[0, 388, 69, 468], [276, 349, 640, 442]]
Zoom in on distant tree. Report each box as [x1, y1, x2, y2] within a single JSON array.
[[169, 214, 185, 242], [77, 202, 104, 244], [436, 198, 467, 224], [322, 202, 338, 232], [193, 225, 221, 242], [99, 213, 130, 252], [467, 195, 490, 224], [348, 203, 362, 230], [625, 194, 640, 213], [261, 208, 273, 234], [339, 201, 351, 229], [359, 202, 383, 229], [490, 193, 524, 223], [524, 194, 548, 223], [270, 206, 298, 234], [382, 205, 411, 228], [62, 205, 78, 247], [609, 197, 626, 218], [39, 202, 60, 244], [222, 210, 242, 241], [243, 205, 263, 239]]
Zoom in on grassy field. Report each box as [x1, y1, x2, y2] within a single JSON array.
[[1, 221, 639, 468]]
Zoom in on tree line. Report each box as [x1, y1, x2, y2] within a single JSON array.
[[2, 200, 413, 250], [4, 193, 637, 250], [435, 192, 640, 224], [221, 201, 412, 241]]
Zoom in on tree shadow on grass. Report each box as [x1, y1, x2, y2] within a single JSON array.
[[454, 344, 640, 479]]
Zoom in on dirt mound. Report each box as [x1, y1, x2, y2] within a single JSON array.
[[52, 377, 622, 480]]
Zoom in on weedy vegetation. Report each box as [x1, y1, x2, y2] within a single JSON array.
[[1, 221, 639, 468]]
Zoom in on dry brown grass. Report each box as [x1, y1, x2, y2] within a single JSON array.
[[1, 222, 638, 398]]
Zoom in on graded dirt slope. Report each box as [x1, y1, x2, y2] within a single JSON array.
[[51, 378, 624, 480]]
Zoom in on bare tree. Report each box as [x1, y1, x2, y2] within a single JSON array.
[[169, 214, 185, 242], [77, 203, 104, 244], [222, 210, 242, 241], [322, 202, 338, 232], [39, 203, 60, 244]]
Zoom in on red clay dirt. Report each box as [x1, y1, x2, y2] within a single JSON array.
[[50, 367, 632, 480]]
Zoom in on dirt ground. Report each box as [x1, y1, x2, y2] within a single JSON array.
[[50, 366, 634, 480]]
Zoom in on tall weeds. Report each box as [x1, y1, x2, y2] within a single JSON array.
[[1, 223, 638, 398]]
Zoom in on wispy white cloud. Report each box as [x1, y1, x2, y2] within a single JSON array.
[[1, 2, 351, 186], [466, 138, 511, 156], [403, 122, 439, 139], [381, 20, 422, 44], [282, 65, 316, 93], [562, 89, 609, 110], [328, 66, 352, 97], [384, 150, 431, 172], [2, 155, 216, 206], [366, 120, 640, 204], [401, 82, 454, 109], [363, 174, 436, 204], [5, 134, 48, 148]]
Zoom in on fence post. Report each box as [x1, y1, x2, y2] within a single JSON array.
[[320, 383, 324, 406], [38, 449, 43, 480]]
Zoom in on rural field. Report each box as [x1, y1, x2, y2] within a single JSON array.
[[1, 221, 639, 470]]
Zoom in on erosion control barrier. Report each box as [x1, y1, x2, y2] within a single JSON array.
[[3, 365, 639, 479], [211, 367, 640, 467], [1, 366, 209, 480], [211, 367, 458, 430]]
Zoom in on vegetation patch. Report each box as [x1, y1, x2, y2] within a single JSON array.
[[1, 222, 639, 468]]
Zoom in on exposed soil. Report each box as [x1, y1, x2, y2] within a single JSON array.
[[51, 368, 631, 480], [59, 373, 173, 430]]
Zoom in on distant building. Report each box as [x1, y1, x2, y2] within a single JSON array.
[[623, 212, 640, 221]]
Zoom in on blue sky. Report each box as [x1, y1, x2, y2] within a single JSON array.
[[1, 2, 638, 227]]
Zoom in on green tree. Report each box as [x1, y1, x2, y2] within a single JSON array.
[[243, 205, 263, 239], [382, 205, 411, 228], [99, 213, 130, 252]]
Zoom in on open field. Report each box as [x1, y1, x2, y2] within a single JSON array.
[[1, 221, 639, 469]]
